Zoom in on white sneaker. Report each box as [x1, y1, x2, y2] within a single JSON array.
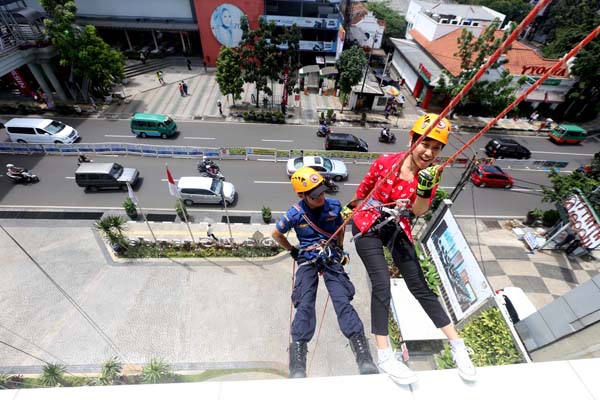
[[378, 354, 418, 385], [451, 343, 477, 382]]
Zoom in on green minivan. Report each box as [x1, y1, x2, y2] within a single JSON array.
[[130, 113, 177, 139]]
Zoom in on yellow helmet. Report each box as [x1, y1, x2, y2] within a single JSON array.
[[410, 113, 450, 145], [291, 167, 324, 193]]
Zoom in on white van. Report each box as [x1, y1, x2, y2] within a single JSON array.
[[177, 176, 236, 206], [4, 118, 80, 144]]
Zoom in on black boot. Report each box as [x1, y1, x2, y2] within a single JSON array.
[[349, 333, 378, 375], [289, 341, 308, 378]]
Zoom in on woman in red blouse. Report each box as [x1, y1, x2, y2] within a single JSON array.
[[347, 113, 476, 384]]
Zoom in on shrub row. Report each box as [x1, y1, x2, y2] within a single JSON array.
[[243, 110, 286, 124]]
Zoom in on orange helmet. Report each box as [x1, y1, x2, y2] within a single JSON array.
[[291, 167, 323, 194], [410, 113, 451, 145]]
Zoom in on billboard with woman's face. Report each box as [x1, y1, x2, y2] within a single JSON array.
[[210, 3, 245, 47]]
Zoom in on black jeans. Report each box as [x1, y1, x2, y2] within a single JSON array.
[[352, 223, 450, 335]]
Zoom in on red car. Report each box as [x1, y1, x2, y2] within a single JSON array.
[[470, 165, 514, 189]]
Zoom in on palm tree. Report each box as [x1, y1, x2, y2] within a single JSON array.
[[94, 215, 128, 251], [140, 358, 172, 384], [99, 356, 122, 385], [40, 363, 66, 387]]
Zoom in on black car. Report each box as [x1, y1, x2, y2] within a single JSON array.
[[324, 133, 369, 152], [485, 138, 531, 159]]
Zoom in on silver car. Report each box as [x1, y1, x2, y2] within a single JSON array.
[[285, 156, 348, 181], [177, 176, 236, 206]]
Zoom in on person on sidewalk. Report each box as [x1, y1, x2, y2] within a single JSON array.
[[186, 58, 192, 71], [528, 111, 539, 124], [140, 52, 146, 64], [157, 70, 165, 85], [203, 60, 208, 73], [178, 82, 185, 97], [207, 224, 218, 242], [217, 99, 223, 115], [182, 81, 189, 96], [272, 167, 378, 379], [343, 113, 477, 383]]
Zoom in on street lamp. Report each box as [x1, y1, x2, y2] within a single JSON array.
[[359, 31, 379, 109]]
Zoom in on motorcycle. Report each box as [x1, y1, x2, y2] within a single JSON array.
[[77, 155, 93, 166], [6, 168, 39, 184], [323, 177, 339, 193], [197, 161, 225, 180], [378, 128, 396, 144], [316, 125, 332, 137]]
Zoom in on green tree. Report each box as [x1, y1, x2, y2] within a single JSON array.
[[40, 0, 124, 97], [435, 22, 524, 116], [538, 0, 600, 120], [541, 170, 600, 214], [336, 46, 368, 112], [40, 363, 66, 387], [216, 46, 244, 105], [365, 2, 407, 41]]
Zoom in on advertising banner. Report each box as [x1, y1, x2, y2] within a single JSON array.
[[299, 40, 335, 52], [263, 15, 339, 30], [425, 209, 493, 321], [563, 193, 600, 249]]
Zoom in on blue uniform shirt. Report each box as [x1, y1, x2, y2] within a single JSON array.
[[276, 198, 343, 260]]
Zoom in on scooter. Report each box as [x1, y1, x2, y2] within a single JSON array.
[[379, 128, 396, 144], [6, 168, 39, 184], [316, 125, 332, 137], [198, 161, 225, 180], [324, 177, 339, 193]]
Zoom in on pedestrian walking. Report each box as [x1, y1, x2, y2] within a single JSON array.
[[398, 94, 405, 108], [157, 70, 165, 85], [280, 100, 286, 115], [178, 83, 185, 97], [384, 104, 391, 119], [343, 113, 477, 384], [528, 111, 539, 123], [89, 96, 97, 111], [272, 167, 378, 379], [217, 99, 222, 115], [203, 60, 208, 73], [186, 58, 192, 71], [182, 80, 188, 96], [207, 224, 218, 242], [140, 52, 146, 64]]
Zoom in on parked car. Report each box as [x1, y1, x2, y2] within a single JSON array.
[[286, 156, 348, 181], [177, 176, 236, 206], [470, 164, 514, 188], [75, 162, 139, 192], [324, 133, 368, 152], [485, 138, 531, 159]]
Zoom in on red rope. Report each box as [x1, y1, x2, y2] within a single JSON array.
[[441, 24, 600, 168], [320, 0, 553, 249], [288, 260, 297, 350]]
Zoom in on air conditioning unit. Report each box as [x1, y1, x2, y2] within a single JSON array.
[[440, 19, 449, 24]]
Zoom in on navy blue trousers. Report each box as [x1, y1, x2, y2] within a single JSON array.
[[291, 259, 364, 342]]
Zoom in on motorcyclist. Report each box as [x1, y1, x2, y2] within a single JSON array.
[[78, 154, 92, 164], [6, 164, 24, 176], [320, 123, 331, 135], [381, 127, 390, 140]]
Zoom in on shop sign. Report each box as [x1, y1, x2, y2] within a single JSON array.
[[525, 76, 562, 86], [299, 40, 334, 52], [10, 69, 32, 96], [418, 63, 431, 83], [521, 65, 567, 77], [263, 15, 339, 30], [563, 194, 600, 249]]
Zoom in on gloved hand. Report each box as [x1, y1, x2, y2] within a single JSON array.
[[289, 246, 299, 260], [334, 246, 350, 266], [416, 165, 442, 198], [341, 202, 356, 220]]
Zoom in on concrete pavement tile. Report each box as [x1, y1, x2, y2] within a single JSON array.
[[534, 263, 578, 284], [541, 278, 574, 297], [469, 245, 496, 261], [480, 260, 504, 276], [498, 260, 540, 276], [509, 275, 549, 293], [525, 292, 555, 310], [489, 245, 531, 259], [528, 251, 568, 264], [487, 275, 513, 291]]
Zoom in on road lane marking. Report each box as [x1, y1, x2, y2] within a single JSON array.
[[65, 177, 75, 179], [254, 180, 289, 184], [478, 148, 595, 157], [511, 188, 543, 192], [261, 139, 294, 143], [183, 137, 216, 140], [160, 178, 180, 182], [105, 134, 133, 138]]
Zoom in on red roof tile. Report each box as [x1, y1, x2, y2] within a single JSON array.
[[409, 28, 567, 78]]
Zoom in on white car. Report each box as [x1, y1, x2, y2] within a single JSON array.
[[177, 177, 236, 206], [286, 156, 348, 181]]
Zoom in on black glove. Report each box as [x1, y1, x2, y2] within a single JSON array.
[[289, 247, 299, 260], [416, 166, 442, 198]]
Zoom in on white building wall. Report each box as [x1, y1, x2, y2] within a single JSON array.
[[355, 14, 384, 49], [392, 51, 419, 93], [25, 0, 193, 19], [410, 13, 437, 40]]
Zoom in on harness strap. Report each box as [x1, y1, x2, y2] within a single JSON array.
[[292, 203, 334, 239]]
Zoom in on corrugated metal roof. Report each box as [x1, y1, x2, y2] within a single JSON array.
[[76, 17, 198, 31]]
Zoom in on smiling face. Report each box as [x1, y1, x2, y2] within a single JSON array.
[[221, 9, 232, 27], [410, 136, 444, 170]]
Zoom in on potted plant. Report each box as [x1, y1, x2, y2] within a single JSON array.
[[360, 112, 367, 126], [542, 209, 560, 227], [524, 208, 543, 226], [123, 197, 138, 220], [319, 111, 325, 125], [175, 199, 190, 221], [94, 215, 128, 253], [261, 205, 272, 223]]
